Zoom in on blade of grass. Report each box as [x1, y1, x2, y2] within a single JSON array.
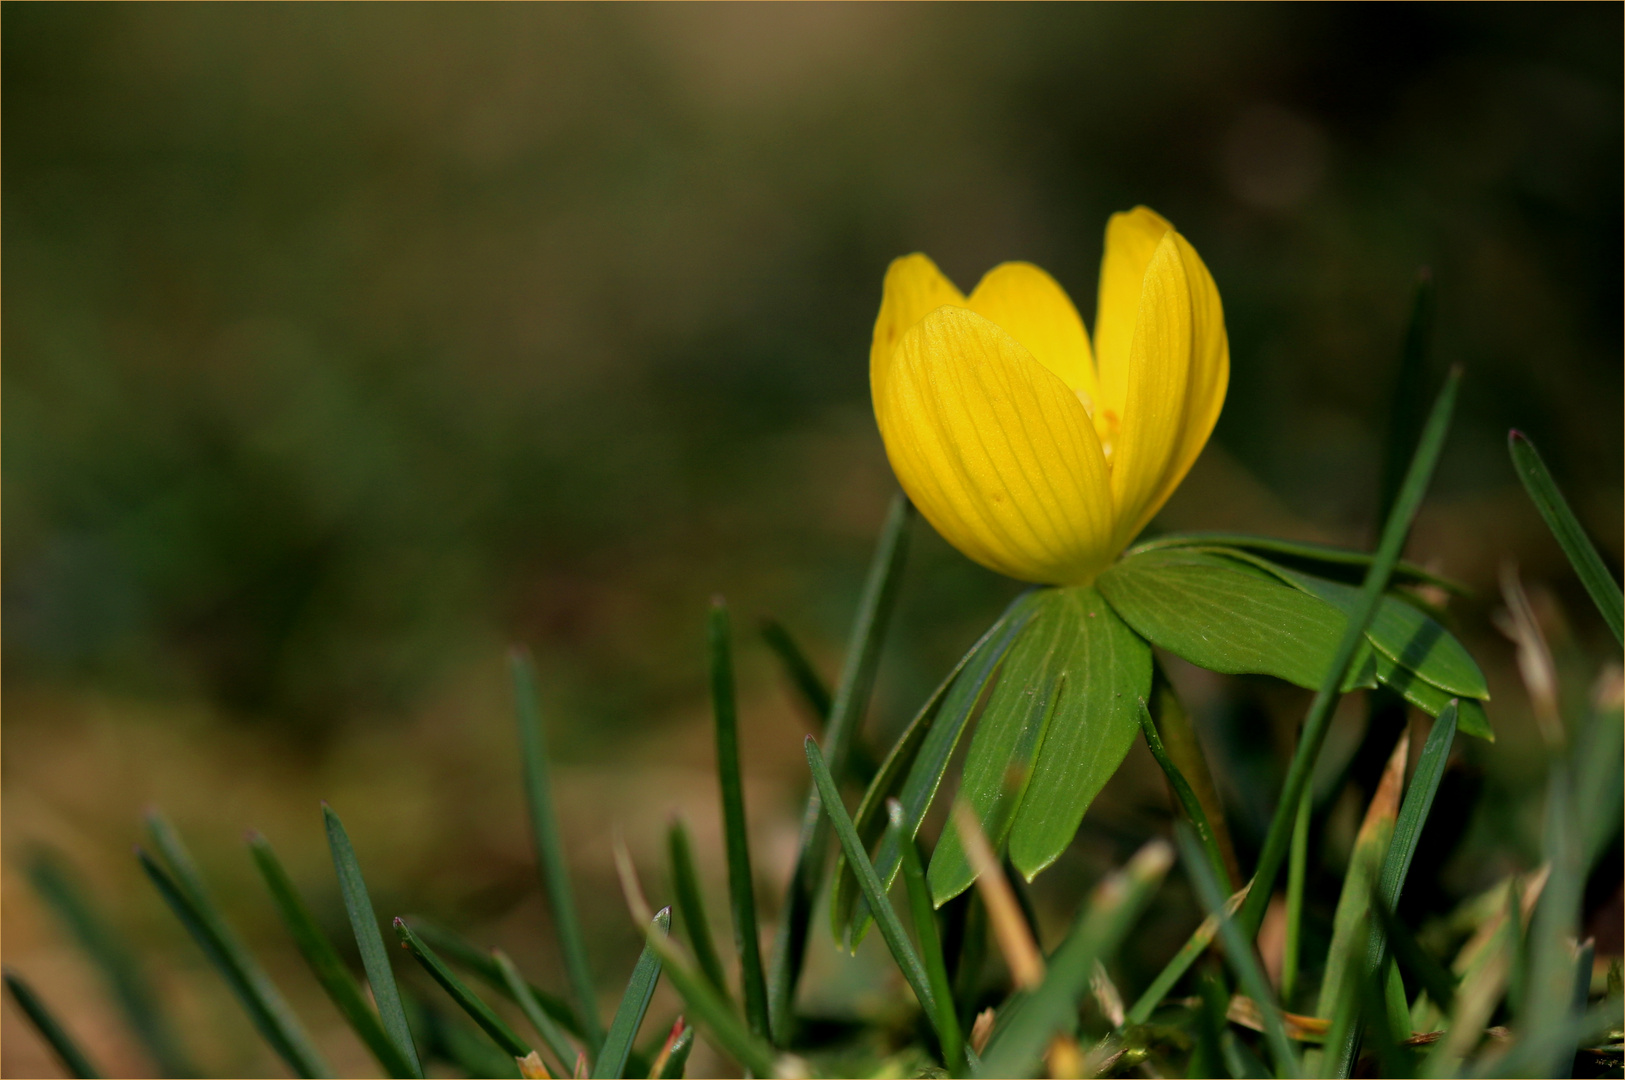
[[592, 908, 670, 1078], [1237, 369, 1461, 944], [395, 918, 531, 1059], [659, 1025, 695, 1079], [403, 916, 583, 1038], [511, 650, 604, 1055], [323, 805, 423, 1078], [708, 599, 771, 1042], [1124, 878, 1252, 1026], [494, 949, 578, 1076], [804, 738, 941, 1036], [976, 840, 1173, 1079], [25, 850, 196, 1077], [139, 815, 331, 1078], [665, 817, 730, 1004], [1370, 894, 1457, 1016], [1176, 824, 1299, 1078], [613, 845, 780, 1078], [4, 968, 104, 1078], [1138, 698, 1231, 891], [760, 618, 832, 722], [1281, 786, 1311, 1009], [889, 800, 964, 1072], [248, 832, 420, 1078], [1508, 431, 1623, 646], [1378, 269, 1436, 528], [136, 844, 331, 1077], [1325, 701, 1458, 1078], [767, 494, 912, 1041]]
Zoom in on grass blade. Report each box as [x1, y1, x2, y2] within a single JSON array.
[[323, 805, 423, 1078], [1325, 701, 1458, 1078], [1138, 698, 1231, 892], [592, 908, 670, 1078], [1124, 878, 1252, 1026], [395, 918, 531, 1059], [1370, 893, 1457, 1015], [976, 840, 1173, 1079], [4, 968, 104, 1078], [708, 599, 771, 1041], [614, 848, 781, 1078], [494, 949, 578, 1076], [760, 618, 833, 722], [1237, 368, 1460, 943], [666, 816, 730, 1004], [402, 916, 583, 1038], [511, 649, 604, 1054], [1176, 824, 1299, 1078], [889, 800, 964, 1071], [248, 832, 420, 1078], [1282, 786, 1311, 1009], [804, 738, 941, 1035], [25, 850, 195, 1077], [139, 815, 331, 1078], [767, 493, 912, 1041], [659, 1024, 695, 1078], [1378, 268, 1436, 527], [1509, 430, 1623, 646]]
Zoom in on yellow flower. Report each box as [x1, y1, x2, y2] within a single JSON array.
[[870, 206, 1229, 585]]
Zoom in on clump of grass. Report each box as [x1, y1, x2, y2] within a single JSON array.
[[10, 280, 1622, 1079]]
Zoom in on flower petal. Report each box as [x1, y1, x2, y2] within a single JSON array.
[[1108, 233, 1193, 548], [874, 306, 1114, 584], [966, 262, 1099, 404], [870, 253, 965, 400], [1093, 206, 1175, 421], [1105, 231, 1228, 548]]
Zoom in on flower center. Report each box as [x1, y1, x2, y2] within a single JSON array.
[[1075, 389, 1120, 465]]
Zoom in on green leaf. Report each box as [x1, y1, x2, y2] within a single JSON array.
[[593, 908, 669, 1078], [249, 833, 421, 1079], [767, 494, 912, 1042], [510, 649, 603, 1054], [4, 968, 105, 1078], [889, 801, 963, 1072], [976, 840, 1173, 1079], [1128, 531, 1466, 596], [400, 916, 583, 1039], [630, 922, 779, 1079], [707, 600, 771, 1042], [804, 739, 942, 1042], [1368, 655, 1494, 740], [1273, 566, 1488, 700], [1097, 548, 1378, 695], [25, 850, 196, 1077], [665, 816, 730, 1003], [493, 949, 579, 1077], [929, 586, 1151, 904], [323, 805, 423, 1078], [1509, 430, 1624, 646], [394, 918, 531, 1059], [834, 588, 1039, 949], [139, 815, 331, 1078]]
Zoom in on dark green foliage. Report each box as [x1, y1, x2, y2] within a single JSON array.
[[4, 969, 104, 1079]]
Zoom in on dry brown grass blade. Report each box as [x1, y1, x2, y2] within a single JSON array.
[[517, 1050, 552, 1079], [1227, 995, 1331, 1041], [953, 801, 1045, 990], [1494, 561, 1563, 746]]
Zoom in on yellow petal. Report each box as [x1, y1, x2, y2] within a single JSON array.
[[1093, 206, 1174, 422], [871, 253, 965, 401], [873, 306, 1114, 584], [966, 262, 1099, 404], [1108, 232, 1229, 549]]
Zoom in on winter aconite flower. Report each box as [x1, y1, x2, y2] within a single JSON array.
[[870, 207, 1228, 585]]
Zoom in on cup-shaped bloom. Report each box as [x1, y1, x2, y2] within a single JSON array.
[[870, 207, 1228, 585]]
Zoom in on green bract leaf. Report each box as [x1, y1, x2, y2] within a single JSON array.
[[834, 588, 1040, 948], [928, 585, 1151, 904], [1129, 531, 1467, 596], [1096, 548, 1377, 694]]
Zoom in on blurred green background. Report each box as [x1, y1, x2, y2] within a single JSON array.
[[4, 4, 1620, 1076]]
